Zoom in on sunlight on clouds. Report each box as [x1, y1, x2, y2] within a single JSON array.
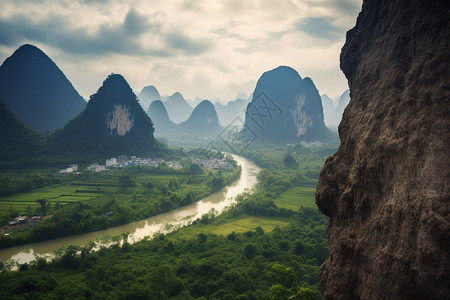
[[0, 0, 362, 101]]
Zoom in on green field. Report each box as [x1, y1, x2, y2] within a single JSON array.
[[169, 215, 290, 240], [0, 173, 200, 218], [274, 184, 318, 210]]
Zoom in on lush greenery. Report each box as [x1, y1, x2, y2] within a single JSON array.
[[0, 198, 327, 299], [0, 154, 240, 249], [0, 143, 335, 299]]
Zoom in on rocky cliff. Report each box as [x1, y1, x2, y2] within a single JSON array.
[[315, 0, 449, 299], [244, 66, 331, 142], [55, 74, 155, 157]]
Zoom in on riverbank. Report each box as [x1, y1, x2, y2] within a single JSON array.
[[0, 154, 259, 265]]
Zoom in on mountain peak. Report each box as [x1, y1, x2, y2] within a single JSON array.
[[0, 44, 86, 132], [181, 100, 220, 131], [138, 85, 161, 111], [56, 74, 155, 156], [147, 100, 175, 134], [165, 92, 193, 123], [244, 66, 330, 142]]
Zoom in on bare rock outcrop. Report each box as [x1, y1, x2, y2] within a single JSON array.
[[315, 0, 449, 299]]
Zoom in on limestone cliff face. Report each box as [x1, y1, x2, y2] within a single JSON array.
[[315, 0, 449, 299]]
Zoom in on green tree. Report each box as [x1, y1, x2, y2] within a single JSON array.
[[190, 163, 204, 175], [283, 153, 298, 169], [118, 175, 135, 187]]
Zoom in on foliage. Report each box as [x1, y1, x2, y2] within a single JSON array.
[[284, 153, 299, 169], [0, 205, 328, 299], [0, 162, 241, 248]]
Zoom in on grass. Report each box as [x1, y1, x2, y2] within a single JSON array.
[[169, 216, 289, 240], [0, 172, 206, 218], [274, 185, 318, 210]]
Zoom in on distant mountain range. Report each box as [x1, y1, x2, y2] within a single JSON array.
[[138, 85, 161, 111], [214, 98, 248, 126], [243, 66, 331, 142], [0, 44, 86, 132], [165, 92, 193, 123], [321, 90, 350, 128], [147, 99, 221, 136]]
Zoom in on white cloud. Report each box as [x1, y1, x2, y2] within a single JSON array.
[[0, 0, 361, 101]]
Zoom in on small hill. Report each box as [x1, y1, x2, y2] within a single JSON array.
[[0, 101, 45, 161], [0, 44, 86, 132], [54, 74, 155, 157], [181, 100, 221, 131], [244, 66, 331, 142], [165, 92, 193, 123], [138, 85, 161, 111], [147, 100, 176, 135]]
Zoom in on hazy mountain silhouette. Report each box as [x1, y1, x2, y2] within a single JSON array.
[[0, 44, 86, 132], [164, 92, 193, 123], [243, 66, 331, 142], [147, 100, 176, 135], [54, 74, 155, 157], [214, 98, 248, 126], [138, 85, 161, 111], [181, 100, 221, 131], [188, 96, 203, 108], [336, 89, 350, 114], [321, 89, 350, 127]]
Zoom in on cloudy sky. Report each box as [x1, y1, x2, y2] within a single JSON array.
[[0, 0, 362, 102]]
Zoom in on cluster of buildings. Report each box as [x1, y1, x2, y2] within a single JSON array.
[[58, 155, 234, 175], [57, 164, 79, 175], [86, 155, 183, 173], [2, 215, 42, 233], [300, 141, 324, 148], [191, 158, 234, 170]]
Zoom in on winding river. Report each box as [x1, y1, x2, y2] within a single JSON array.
[[0, 154, 260, 265]]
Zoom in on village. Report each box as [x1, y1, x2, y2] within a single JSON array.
[[3, 156, 235, 232], [58, 155, 234, 174]]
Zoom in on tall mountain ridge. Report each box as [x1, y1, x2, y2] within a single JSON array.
[[315, 0, 449, 298], [244, 66, 331, 142], [0, 44, 86, 132], [54, 74, 156, 157]]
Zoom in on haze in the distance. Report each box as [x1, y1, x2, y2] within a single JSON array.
[[0, 0, 361, 101]]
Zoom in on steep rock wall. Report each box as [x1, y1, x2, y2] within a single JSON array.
[[315, 0, 449, 299]]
